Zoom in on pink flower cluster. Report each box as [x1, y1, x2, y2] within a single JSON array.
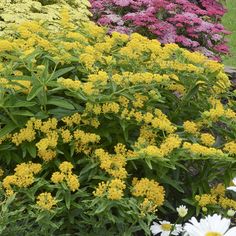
[[90, 0, 230, 60]]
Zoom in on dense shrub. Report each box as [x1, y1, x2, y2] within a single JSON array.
[[0, 0, 91, 36], [90, 0, 230, 60], [0, 10, 236, 235]]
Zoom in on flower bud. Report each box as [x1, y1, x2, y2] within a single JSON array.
[[177, 205, 188, 217], [227, 209, 235, 217]]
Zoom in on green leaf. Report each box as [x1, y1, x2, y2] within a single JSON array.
[[160, 175, 184, 193], [26, 143, 37, 158], [47, 98, 75, 110], [11, 110, 35, 116], [27, 85, 43, 101], [65, 191, 71, 210], [145, 158, 153, 169], [94, 201, 108, 214], [6, 101, 36, 108], [0, 122, 17, 139], [49, 66, 75, 81], [80, 162, 99, 176]]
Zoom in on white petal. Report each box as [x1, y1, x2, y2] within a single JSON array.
[[184, 222, 204, 236], [232, 177, 236, 186], [227, 186, 236, 192], [150, 222, 162, 235], [161, 231, 170, 236], [159, 220, 171, 225], [207, 214, 222, 231], [199, 217, 211, 232], [217, 217, 230, 233], [172, 224, 183, 235], [225, 227, 236, 236]]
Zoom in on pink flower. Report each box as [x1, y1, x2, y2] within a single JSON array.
[[90, 0, 230, 59]]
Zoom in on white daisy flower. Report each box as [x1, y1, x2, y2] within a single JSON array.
[[227, 177, 236, 192], [183, 214, 236, 236], [177, 205, 188, 217], [150, 220, 182, 236]]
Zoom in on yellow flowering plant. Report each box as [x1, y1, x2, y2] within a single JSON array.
[[0, 0, 91, 36], [0, 9, 236, 235]]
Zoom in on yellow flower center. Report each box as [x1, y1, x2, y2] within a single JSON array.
[[161, 223, 172, 231], [205, 232, 222, 236]]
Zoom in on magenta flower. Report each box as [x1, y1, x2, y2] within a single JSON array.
[[90, 0, 230, 60]]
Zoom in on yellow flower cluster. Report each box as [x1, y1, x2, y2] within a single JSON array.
[[124, 109, 175, 134], [183, 121, 198, 134], [87, 71, 109, 86], [203, 99, 236, 121], [132, 93, 148, 108], [73, 130, 100, 154], [57, 77, 81, 91], [139, 134, 182, 158], [195, 194, 217, 207], [0, 0, 91, 36], [51, 162, 80, 192], [151, 109, 176, 133], [93, 178, 126, 200], [2, 162, 41, 196], [95, 147, 127, 179], [9, 114, 101, 160], [219, 197, 236, 210], [12, 120, 36, 146], [36, 131, 58, 161], [0, 77, 31, 94], [200, 133, 215, 147], [36, 192, 57, 211], [195, 184, 236, 210], [131, 178, 165, 213], [224, 141, 236, 155], [62, 113, 81, 126], [135, 126, 157, 146], [60, 129, 73, 143], [159, 135, 182, 156], [183, 142, 224, 157]]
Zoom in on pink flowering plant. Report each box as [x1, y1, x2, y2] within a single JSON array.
[[90, 0, 230, 60]]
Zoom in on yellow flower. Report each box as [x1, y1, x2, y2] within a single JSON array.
[[151, 110, 176, 133], [0, 40, 15, 52], [36, 192, 57, 210], [107, 179, 126, 200], [132, 178, 165, 212], [95, 148, 127, 179], [142, 145, 164, 158], [195, 194, 217, 207], [2, 162, 41, 194], [93, 181, 107, 197], [59, 161, 74, 173], [60, 129, 72, 143], [224, 141, 236, 155], [160, 135, 182, 156], [93, 179, 126, 200], [51, 172, 65, 184], [210, 184, 225, 196], [66, 173, 80, 192], [183, 142, 224, 157], [183, 121, 198, 134], [200, 133, 215, 147]]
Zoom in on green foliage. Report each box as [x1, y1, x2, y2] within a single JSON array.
[[0, 13, 235, 235]]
